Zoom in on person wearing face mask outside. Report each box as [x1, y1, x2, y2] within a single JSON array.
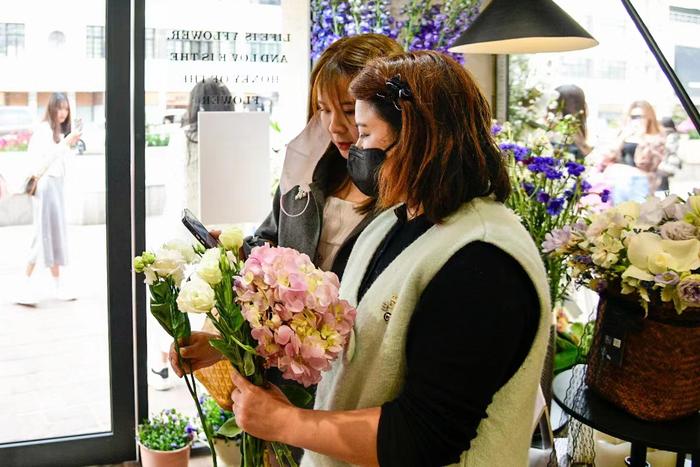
[[221, 51, 551, 467], [169, 34, 403, 400]]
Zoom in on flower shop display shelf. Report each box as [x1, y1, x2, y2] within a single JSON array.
[[553, 367, 700, 467], [586, 289, 700, 422]]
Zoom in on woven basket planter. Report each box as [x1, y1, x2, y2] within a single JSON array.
[[586, 290, 700, 421]]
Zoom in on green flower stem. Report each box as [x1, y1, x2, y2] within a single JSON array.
[[174, 340, 218, 467]]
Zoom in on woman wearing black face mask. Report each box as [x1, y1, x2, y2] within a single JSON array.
[[346, 76, 404, 198]]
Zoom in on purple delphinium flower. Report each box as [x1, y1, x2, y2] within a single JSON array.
[[565, 161, 585, 177], [654, 271, 680, 286], [522, 182, 535, 196], [564, 189, 574, 200], [544, 167, 564, 180], [311, 0, 481, 62], [499, 142, 530, 161], [580, 180, 592, 193], [536, 191, 550, 204], [491, 123, 503, 136], [527, 156, 560, 175], [600, 189, 611, 203], [547, 197, 565, 216]]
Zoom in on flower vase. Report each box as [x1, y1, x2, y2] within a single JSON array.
[[586, 290, 700, 420], [212, 437, 240, 467], [139, 443, 191, 467]]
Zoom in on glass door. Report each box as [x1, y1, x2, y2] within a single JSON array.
[[0, 1, 136, 465], [139, 0, 310, 422]]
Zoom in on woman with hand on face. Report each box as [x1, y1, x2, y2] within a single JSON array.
[[618, 100, 665, 166], [170, 34, 403, 389], [224, 51, 551, 467]]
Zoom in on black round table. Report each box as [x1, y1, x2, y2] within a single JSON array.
[[553, 366, 700, 467]]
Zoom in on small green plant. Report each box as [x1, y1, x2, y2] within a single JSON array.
[[146, 132, 170, 147], [137, 409, 197, 451], [200, 394, 235, 437]]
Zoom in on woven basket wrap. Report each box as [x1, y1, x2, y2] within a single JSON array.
[[194, 359, 235, 409], [586, 290, 700, 421]]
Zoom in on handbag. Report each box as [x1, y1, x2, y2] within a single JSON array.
[[24, 175, 39, 196]]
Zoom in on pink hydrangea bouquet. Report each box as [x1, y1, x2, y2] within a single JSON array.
[[175, 236, 356, 466], [234, 244, 356, 387], [544, 192, 700, 314]]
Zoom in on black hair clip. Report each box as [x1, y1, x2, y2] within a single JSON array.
[[376, 74, 412, 111]]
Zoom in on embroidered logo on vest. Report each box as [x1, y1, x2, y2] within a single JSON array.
[[381, 295, 398, 322]]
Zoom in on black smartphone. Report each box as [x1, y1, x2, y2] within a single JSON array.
[[181, 208, 220, 249]]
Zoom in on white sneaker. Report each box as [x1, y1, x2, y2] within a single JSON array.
[[55, 283, 77, 301], [15, 278, 38, 306], [15, 289, 38, 306]]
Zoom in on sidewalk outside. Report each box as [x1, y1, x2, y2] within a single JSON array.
[[0, 215, 205, 445]]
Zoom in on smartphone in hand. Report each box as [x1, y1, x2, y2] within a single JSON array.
[[181, 208, 220, 249]]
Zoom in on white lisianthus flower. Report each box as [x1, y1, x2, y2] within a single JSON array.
[[143, 267, 157, 285], [151, 248, 186, 280], [615, 201, 641, 222], [163, 238, 198, 263], [196, 248, 223, 285], [626, 232, 700, 276], [636, 197, 664, 229], [219, 226, 245, 252], [589, 234, 624, 268], [177, 275, 216, 314]]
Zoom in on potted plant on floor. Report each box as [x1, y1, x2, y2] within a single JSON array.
[[137, 409, 197, 467], [200, 394, 240, 467]]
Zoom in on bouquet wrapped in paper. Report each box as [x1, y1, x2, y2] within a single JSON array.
[[176, 230, 356, 466]]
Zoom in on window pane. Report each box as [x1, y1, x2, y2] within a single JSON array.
[[143, 0, 309, 417], [508, 0, 699, 201], [0, 3, 110, 444]]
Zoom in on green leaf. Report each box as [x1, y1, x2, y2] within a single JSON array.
[[216, 417, 242, 438], [243, 351, 255, 377], [569, 322, 584, 340], [555, 336, 581, 373], [280, 384, 313, 408], [150, 281, 170, 301], [228, 304, 245, 332], [150, 302, 175, 338], [554, 346, 580, 373], [170, 302, 191, 341], [210, 338, 243, 367]]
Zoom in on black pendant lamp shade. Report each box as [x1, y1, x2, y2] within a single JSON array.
[[449, 0, 598, 54]]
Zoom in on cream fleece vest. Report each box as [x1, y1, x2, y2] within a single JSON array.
[[301, 198, 552, 467]]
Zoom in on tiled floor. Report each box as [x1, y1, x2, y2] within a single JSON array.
[[0, 223, 112, 443]]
